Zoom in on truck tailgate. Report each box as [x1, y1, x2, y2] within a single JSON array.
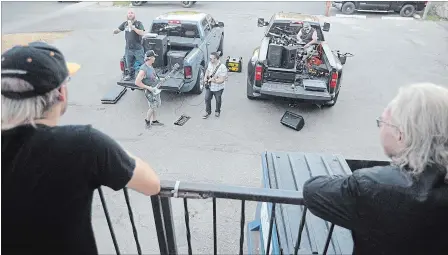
[[261, 82, 331, 101], [159, 71, 185, 91]]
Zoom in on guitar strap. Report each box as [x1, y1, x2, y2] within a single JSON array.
[[209, 63, 222, 80]]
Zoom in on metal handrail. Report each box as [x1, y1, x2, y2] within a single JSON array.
[[157, 180, 304, 205], [98, 181, 308, 255]]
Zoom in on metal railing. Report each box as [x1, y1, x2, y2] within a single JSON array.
[[98, 180, 340, 255]]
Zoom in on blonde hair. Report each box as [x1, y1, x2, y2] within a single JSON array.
[[387, 83, 448, 181], [1, 78, 61, 130]]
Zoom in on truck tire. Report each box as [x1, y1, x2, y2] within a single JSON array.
[[131, 1, 144, 6], [247, 77, 260, 100], [341, 2, 356, 15], [192, 66, 205, 94], [181, 1, 194, 8], [400, 4, 416, 17], [217, 36, 224, 56], [324, 91, 339, 107]]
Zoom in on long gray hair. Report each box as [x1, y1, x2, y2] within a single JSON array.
[[1, 78, 61, 130], [387, 83, 448, 181]]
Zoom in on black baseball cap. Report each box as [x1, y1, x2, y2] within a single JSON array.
[[145, 50, 158, 58], [1, 41, 80, 100]]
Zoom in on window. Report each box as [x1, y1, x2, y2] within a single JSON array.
[[150, 22, 200, 38]]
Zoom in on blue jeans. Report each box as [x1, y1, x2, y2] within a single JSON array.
[[205, 88, 224, 114], [125, 47, 144, 75]]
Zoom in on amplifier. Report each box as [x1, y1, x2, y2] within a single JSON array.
[[280, 111, 305, 131], [282, 45, 298, 69], [167, 51, 188, 69], [143, 34, 168, 68], [267, 44, 283, 68]]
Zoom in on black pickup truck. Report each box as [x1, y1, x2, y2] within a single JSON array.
[[247, 12, 345, 107], [333, 1, 427, 17]]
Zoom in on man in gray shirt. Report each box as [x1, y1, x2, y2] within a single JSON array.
[[135, 50, 164, 129]]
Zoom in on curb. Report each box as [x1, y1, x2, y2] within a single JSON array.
[[381, 16, 414, 20], [335, 14, 367, 19], [334, 13, 417, 21]]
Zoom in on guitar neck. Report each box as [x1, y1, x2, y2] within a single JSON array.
[[154, 66, 179, 89]]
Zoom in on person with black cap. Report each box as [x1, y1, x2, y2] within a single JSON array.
[[135, 50, 164, 129], [1, 41, 161, 255]]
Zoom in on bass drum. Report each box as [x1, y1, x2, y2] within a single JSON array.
[[181, 1, 196, 8]]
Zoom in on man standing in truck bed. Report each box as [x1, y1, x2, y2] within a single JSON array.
[[297, 22, 318, 50], [113, 8, 146, 81]]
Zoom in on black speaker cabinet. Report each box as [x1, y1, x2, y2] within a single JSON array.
[[282, 45, 298, 69], [143, 34, 168, 68], [267, 44, 283, 68], [280, 111, 305, 131]]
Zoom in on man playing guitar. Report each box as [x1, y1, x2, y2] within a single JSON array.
[[203, 52, 228, 119], [135, 50, 164, 129]]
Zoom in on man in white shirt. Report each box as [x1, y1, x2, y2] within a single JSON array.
[[203, 52, 228, 119]]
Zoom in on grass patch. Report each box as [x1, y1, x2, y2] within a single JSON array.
[[426, 14, 442, 21], [113, 1, 131, 7], [2, 32, 72, 53]]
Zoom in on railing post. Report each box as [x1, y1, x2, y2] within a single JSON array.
[[151, 195, 169, 255], [160, 197, 178, 255]]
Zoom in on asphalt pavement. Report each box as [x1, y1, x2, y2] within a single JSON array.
[[2, 2, 448, 254]]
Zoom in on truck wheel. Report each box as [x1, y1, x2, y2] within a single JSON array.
[[324, 91, 339, 107], [131, 1, 144, 6], [181, 1, 194, 8], [247, 77, 260, 100], [192, 66, 205, 94], [400, 4, 416, 17], [217, 36, 224, 56], [341, 2, 356, 15]]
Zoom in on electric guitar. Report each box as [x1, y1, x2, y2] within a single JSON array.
[[147, 63, 180, 96]]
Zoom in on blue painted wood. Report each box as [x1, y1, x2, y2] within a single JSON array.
[[261, 151, 354, 255]]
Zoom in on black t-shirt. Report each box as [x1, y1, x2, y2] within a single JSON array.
[[119, 20, 145, 50], [2, 124, 136, 255]]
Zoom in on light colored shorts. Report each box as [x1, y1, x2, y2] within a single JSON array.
[[144, 90, 161, 109]]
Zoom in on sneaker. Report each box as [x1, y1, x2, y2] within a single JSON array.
[[145, 119, 151, 129], [151, 120, 164, 126], [202, 113, 211, 119], [215, 112, 220, 117], [124, 75, 131, 81]]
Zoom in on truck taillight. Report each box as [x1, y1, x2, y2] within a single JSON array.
[[255, 65, 263, 81], [184, 66, 192, 79], [330, 72, 338, 88], [120, 60, 125, 72]]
